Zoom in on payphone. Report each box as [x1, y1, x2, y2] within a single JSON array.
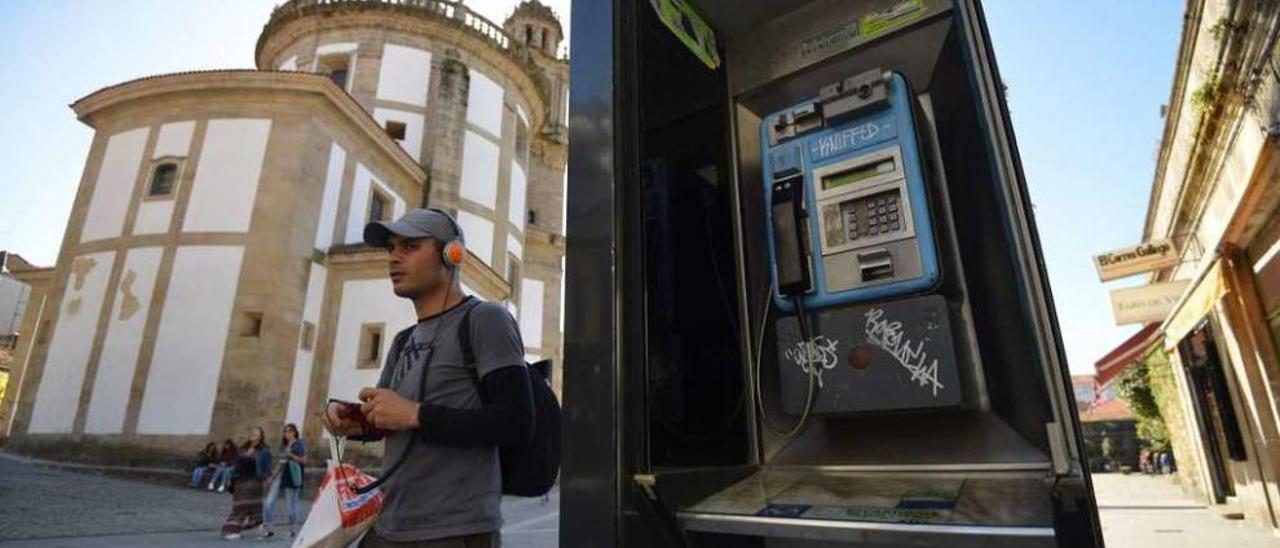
[[764, 69, 940, 311], [763, 68, 962, 416], [562, 0, 1105, 545]]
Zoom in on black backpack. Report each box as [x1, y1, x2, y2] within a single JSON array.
[[459, 306, 562, 497]]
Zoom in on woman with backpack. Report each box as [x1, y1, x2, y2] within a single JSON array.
[[219, 426, 273, 540], [259, 423, 308, 540]]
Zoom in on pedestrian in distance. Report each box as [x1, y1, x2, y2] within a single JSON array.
[[209, 439, 239, 492], [323, 208, 537, 548], [260, 423, 308, 540], [190, 441, 219, 489], [219, 426, 274, 540]]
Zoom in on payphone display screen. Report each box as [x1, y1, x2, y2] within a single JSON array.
[[822, 157, 896, 191]]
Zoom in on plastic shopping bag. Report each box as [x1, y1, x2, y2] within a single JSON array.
[[292, 438, 384, 548]]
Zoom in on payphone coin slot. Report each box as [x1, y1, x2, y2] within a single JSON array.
[[857, 248, 894, 281], [819, 68, 891, 125], [770, 113, 795, 146], [792, 102, 823, 135]]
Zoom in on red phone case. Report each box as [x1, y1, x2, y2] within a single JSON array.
[[329, 399, 390, 438]]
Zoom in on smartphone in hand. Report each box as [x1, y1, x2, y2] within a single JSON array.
[[325, 398, 390, 439]]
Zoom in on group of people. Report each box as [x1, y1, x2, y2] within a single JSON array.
[[189, 439, 239, 492], [1138, 447, 1175, 475], [191, 423, 309, 540]]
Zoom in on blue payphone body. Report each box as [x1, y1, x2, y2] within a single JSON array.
[[763, 70, 940, 312]]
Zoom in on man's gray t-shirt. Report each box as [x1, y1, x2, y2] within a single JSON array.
[[373, 298, 524, 542]]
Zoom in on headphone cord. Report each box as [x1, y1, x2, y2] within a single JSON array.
[[353, 265, 460, 494]]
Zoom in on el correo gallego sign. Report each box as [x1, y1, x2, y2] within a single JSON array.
[[1094, 239, 1179, 282], [1109, 280, 1190, 326]]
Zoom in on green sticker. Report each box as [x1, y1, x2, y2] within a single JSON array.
[[649, 0, 722, 70], [861, 0, 927, 39]]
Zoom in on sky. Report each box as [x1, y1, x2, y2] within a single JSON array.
[[981, 0, 1184, 373], [0, 1, 1178, 374]]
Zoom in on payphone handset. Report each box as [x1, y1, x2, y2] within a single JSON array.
[[762, 69, 940, 311]]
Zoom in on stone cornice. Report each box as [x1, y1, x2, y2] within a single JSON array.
[[9, 267, 54, 287], [70, 70, 426, 184]]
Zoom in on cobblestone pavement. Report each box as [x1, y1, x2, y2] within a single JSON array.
[[1094, 472, 1279, 546], [0, 452, 557, 547]]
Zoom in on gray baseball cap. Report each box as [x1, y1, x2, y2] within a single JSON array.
[[363, 208, 465, 249]]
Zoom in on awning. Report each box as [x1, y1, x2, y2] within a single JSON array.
[[1163, 259, 1230, 350], [1094, 323, 1161, 389]]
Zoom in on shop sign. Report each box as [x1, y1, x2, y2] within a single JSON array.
[[1094, 240, 1179, 282], [1110, 280, 1190, 325]]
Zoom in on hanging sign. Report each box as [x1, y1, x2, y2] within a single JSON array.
[[1094, 239, 1179, 282], [1110, 280, 1190, 326]]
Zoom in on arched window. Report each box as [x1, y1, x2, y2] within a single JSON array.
[[525, 25, 533, 44], [148, 162, 178, 197]]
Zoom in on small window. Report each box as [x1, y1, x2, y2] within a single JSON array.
[[385, 121, 407, 142], [527, 209, 537, 226], [300, 321, 316, 351], [241, 312, 263, 337], [368, 188, 390, 223], [541, 28, 549, 49], [358, 323, 385, 369], [525, 25, 533, 44], [317, 53, 352, 90], [148, 163, 178, 197]]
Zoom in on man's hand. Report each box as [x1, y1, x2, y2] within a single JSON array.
[[322, 403, 366, 437], [359, 387, 421, 431]]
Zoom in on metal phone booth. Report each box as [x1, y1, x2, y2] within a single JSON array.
[[562, 1, 1104, 547]]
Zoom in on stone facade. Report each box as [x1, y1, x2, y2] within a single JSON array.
[[1, 0, 567, 464], [1136, 0, 1280, 532]]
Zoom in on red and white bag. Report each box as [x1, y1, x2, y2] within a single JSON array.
[[292, 438, 384, 548]]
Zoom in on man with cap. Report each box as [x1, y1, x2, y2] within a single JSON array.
[[323, 208, 535, 548]]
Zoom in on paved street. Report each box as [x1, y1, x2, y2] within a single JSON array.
[[1094, 472, 1279, 546], [0, 452, 557, 547], [4, 451, 1276, 547]]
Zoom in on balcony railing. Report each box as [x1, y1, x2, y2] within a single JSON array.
[[263, 0, 560, 125], [266, 0, 517, 60]]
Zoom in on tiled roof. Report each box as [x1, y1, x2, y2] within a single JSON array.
[[1079, 398, 1135, 422]]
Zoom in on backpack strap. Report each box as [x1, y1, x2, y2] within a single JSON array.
[[376, 325, 418, 389], [459, 304, 482, 391]]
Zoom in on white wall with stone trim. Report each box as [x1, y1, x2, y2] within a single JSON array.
[[315, 143, 346, 250], [286, 262, 328, 430], [136, 245, 244, 434], [326, 279, 416, 403], [372, 108, 426, 162], [84, 246, 163, 434], [460, 131, 500, 209], [466, 69, 504, 137], [152, 121, 194, 159], [183, 119, 272, 234], [81, 129, 147, 243], [28, 250, 117, 433], [457, 211, 495, 267], [376, 44, 431, 107], [345, 163, 407, 244]]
